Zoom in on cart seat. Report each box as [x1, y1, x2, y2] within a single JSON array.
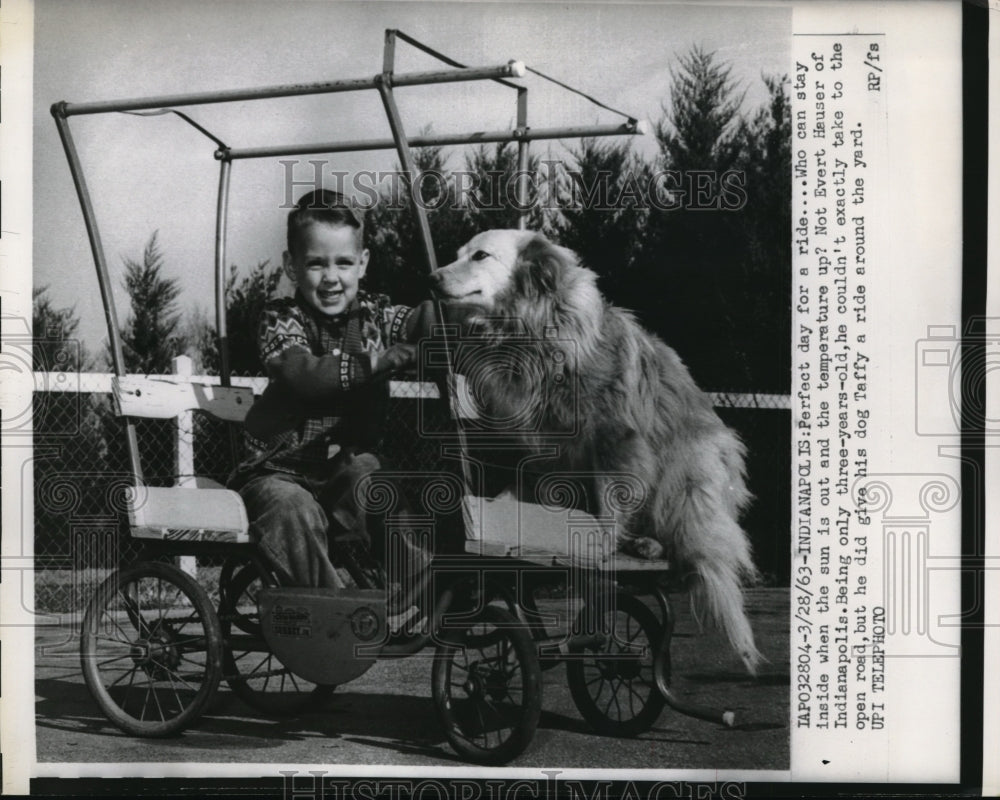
[[127, 484, 250, 543], [461, 491, 671, 571], [112, 373, 255, 543]]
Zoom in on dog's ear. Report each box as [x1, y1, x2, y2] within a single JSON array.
[[513, 235, 572, 297]]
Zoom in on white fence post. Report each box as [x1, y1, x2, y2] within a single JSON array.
[[173, 355, 197, 578]]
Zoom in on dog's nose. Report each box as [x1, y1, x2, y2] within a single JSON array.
[[427, 271, 444, 290]]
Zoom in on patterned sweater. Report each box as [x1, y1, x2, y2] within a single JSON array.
[[236, 290, 427, 477]]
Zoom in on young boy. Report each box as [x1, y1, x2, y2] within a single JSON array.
[[230, 189, 439, 589]]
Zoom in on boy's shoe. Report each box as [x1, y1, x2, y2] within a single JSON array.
[[387, 604, 425, 634], [385, 566, 432, 615]]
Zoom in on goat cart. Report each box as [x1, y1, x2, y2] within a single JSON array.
[[56, 30, 735, 765]]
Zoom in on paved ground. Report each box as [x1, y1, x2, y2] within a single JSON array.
[[35, 588, 788, 770]]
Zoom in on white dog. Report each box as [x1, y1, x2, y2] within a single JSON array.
[[432, 229, 761, 673]]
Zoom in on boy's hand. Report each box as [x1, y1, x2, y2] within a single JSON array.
[[405, 299, 484, 342], [372, 342, 417, 379]]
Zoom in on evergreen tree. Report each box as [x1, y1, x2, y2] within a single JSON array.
[[657, 45, 745, 177], [120, 232, 185, 374], [461, 142, 545, 234], [224, 260, 283, 377], [32, 286, 88, 372], [732, 74, 792, 392], [367, 141, 546, 304], [366, 141, 470, 305], [551, 138, 651, 302], [638, 46, 754, 390], [183, 260, 282, 377]]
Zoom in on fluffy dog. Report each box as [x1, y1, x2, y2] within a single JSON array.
[[432, 229, 761, 673]]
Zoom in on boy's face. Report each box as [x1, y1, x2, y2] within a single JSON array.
[[284, 221, 369, 317]]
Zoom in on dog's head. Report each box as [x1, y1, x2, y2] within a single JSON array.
[[432, 229, 580, 310]]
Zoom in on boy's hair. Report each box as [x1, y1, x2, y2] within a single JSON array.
[[287, 189, 365, 257]]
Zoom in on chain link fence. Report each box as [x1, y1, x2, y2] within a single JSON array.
[[32, 371, 790, 613]]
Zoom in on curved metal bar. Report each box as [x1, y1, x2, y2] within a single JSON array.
[[51, 108, 127, 377], [119, 108, 228, 150], [52, 106, 144, 482], [652, 586, 736, 727]]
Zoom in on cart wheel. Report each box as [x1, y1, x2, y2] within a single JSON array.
[[79, 560, 223, 737], [566, 593, 666, 737], [432, 605, 542, 765], [218, 564, 335, 715]]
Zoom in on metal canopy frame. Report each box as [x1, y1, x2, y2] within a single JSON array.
[[52, 29, 646, 482]]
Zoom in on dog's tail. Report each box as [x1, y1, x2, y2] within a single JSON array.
[[665, 456, 762, 674], [659, 426, 762, 675], [690, 556, 763, 675]]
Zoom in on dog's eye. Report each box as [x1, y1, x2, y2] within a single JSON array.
[[471, 250, 491, 262]]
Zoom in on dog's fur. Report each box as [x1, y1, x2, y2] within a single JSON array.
[[432, 229, 761, 673]]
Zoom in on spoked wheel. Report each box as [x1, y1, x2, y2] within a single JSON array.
[[79, 560, 223, 737], [566, 592, 666, 737], [432, 605, 542, 765], [218, 563, 335, 715]]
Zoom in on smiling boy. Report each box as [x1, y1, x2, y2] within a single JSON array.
[[230, 189, 436, 589]]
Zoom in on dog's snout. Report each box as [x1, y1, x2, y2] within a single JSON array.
[[427, 271, 445, 293]]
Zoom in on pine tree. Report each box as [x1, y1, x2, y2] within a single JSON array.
[[183, 260, 283, 377], [120, 232, 185, 374], [32, 286, 88, 372], [461, 142, 545, 233], [643, 52, 791, 393], [657, 45, 745, 176], [225, 260, 283, 377], [733, 73, 792, 392], [366, 140, 470, 305], [639, 47, 754, 390], [736, 74, 792, 277], [552, 138, 651, 302]]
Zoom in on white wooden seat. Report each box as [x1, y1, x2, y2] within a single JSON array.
[[462, 491, 671, 572], [127, 484, 249, 543], [112, 374, 254, 544]]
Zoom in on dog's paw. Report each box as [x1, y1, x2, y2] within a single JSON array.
[[620, 536, 665, 560]]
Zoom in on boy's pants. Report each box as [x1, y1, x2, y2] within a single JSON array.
[[236, 450, 429, 591]]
